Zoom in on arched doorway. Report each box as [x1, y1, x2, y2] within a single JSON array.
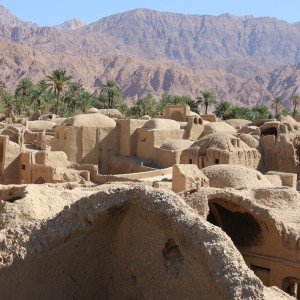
[[170, 111, 184, 122], [207, 200, 262, 247], [34, 177, 46, 184], [282, 277, 300, 299]]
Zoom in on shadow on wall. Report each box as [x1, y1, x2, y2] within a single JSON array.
[[0, 188, 263, 300], [207, 200, 262, 248]]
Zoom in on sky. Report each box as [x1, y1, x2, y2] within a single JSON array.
[[1, 0, 300, 26]]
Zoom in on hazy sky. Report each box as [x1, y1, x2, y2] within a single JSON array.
[[1, 0, 300, 26]]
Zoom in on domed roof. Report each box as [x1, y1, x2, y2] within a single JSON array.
[[161, 139, 194, 151], [204, 122, 236, 135], [237, 133, 259, 149], [225, 119, 251, 129], [202, 165, 273, 189], [189, 132, 250, 152], [143, 118, 180, 130], [84, 107, 100, 114], [62, 113, 116, 127]]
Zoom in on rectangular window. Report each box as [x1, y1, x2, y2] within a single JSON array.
[[251, 265, 271, 286]]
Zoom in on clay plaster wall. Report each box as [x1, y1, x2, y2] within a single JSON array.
[[52, 126, 119, 174], [186, 188, 300, 296], [0, 186, 265, 299], [117, 119, 147, 156], [180, 148, 260, 170], [165, 105, 190, 121], [154, 148, 182, 169], [0, 136, 21, 184], [136, 128, 184, 164], [19, 152, 54, 184], [184, 117, 204, 140]]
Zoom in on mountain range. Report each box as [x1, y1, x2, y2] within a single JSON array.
[[1, 5, 300, 108]]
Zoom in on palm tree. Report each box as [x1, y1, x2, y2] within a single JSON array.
[[251, 105, 270, 120], [130, 94, 158, 117], [0, 80, 6, 96], [75, 91, 95, 112], [65, 81, 84, 110], [15, 77, 34, 98], [214, 101, 233, 120], [46, 69, 72, 115], [271, 97, 283, 117], [197, 90, 217, 114], [1, 92, 15, 118], [15, 78, 34, 115], [157, 94, 199, 115], [29, 80, 48, 112], [100, 80, 122, 108], [0, 81, 7, 109], [292, 94, 300, 117]]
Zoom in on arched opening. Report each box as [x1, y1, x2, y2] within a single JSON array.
[[207, 200, 262, 248], [282, 277, 300, 299], [170, 111, 184, 122], [34, 177, 46, 184], [261, 127, 277, 137]]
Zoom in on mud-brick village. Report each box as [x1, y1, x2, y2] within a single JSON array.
[[1, 2, 300, 299]]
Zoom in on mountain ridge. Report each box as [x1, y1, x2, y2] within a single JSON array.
[[0, 6, 300, 109]]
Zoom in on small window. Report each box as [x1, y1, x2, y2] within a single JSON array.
[[215, 159, 219, 164], [189, 159, 192, 164], [21, 164, 26, 170], [141, 137, 146, 142]]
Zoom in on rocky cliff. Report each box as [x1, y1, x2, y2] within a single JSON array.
[[0, 7, 300, 107]]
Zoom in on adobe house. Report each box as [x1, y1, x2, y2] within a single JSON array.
[[0, 132, 90, 185], [184, 164, 300, 298], [258, 119, 300, 176], [0, 183, 289, 299], [180, 132, 261, 170], [135, 118, 203, 168], [165, 104, 192, 122], [51, 113, 120, 174]]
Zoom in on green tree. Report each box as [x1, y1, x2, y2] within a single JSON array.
[[197, 90, 217, 114], [46, 69, 72, 115], [1, 92, 15, 118], [75, 91, 95, 112], [130, 94, 158, 118], [29, 80, 48, 112], [250, 105, 270, 120], [214, 101, 233, 120], [65, 81, 84, 110], [15, 78, 34, 115], [99, 80, 122, 108], [271, 97, 283, 117], [229, 106, 252, 119], [15, 77, 34, 98], [292, 94, 300, 117], [0, 80, 6, 96], [157, 94, 199, 115]]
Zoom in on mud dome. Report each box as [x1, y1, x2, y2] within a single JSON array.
[[0, 184, 285, 300]]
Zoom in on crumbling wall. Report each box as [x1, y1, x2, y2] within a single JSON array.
[[0, 185, 267, 300]]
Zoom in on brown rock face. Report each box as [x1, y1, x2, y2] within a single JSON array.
[[1, 7, 300, 107]]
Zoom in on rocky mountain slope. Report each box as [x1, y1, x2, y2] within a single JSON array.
[[0, 6, 300, 108], [54, 18, 86, 30]]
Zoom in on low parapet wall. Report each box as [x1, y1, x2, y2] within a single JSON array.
[[74, 163, 173, 184]]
